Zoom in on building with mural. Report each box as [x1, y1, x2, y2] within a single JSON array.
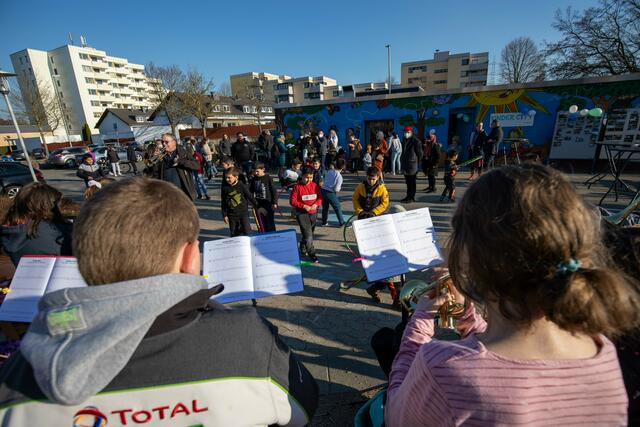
[[274, 74, 640, 161]]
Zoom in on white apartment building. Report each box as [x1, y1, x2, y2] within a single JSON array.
[[10, 44, 158, 136], [230, 72, 337, 104], [401, 50, 489, 90]]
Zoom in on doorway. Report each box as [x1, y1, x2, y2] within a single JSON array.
[[364, 120, 395, 147], [448, 108, 476, 160]]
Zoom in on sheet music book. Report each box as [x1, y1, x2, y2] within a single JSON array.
[[0, 256, 87, 323], [352, 207, 444, 282], [202, 230, 304, 304]]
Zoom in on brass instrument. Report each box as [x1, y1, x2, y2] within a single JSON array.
[[400, 273, 465, 336], [144, 144, 166, 167]]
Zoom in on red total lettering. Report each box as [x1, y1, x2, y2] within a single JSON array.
[[111, 408, 133, 425], [131, 410, 152, 424], [151, 405, 170, 420], [192, 399, 209, 413], [170, 402, 190, 418]]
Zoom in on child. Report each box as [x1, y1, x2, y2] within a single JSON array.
[[320, 159, 346, 227], [221, 167, 257, 237], [385, 164, 639, 426], [107, 145, 121, 177], [440, 149, 458, 202], [76, 154, 104, 186], [281, 159, 302, 188], [0, 182, 72, 266], [250, 162, 278, 232], [221, 156, 247, 188], [83, 177, 116, 200], [362, 145, 372, 170], [352, 167, 396, 306], [188, 145, 210, 200], [289, 167, 323, 263], [311, 157, 323, 186]]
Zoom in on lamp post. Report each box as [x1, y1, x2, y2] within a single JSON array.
[[385, 44, 391, 95], [0, 71, 37, 182]]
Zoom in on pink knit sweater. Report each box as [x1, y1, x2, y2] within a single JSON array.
[[386, 304, 628, 426]]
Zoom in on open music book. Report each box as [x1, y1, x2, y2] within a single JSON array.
[[202, 230, 304, 304], [352, 207, 444, 282], [0, 256, 87, 323]]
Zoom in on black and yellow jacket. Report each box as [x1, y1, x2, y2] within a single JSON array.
[[352, 180, 389, 216]]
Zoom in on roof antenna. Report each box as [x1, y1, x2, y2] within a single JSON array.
[[68, 32, 74, 46]]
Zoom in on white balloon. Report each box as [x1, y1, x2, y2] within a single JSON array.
[[569, 105, 578, 114], [579, 109, 589, 117]]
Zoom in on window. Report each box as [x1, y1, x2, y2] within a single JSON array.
[[303, 82, 311, 88], [50, 57, 54, 64], [251, 106, 257, 113], [408, 65, 427, 73], [82, 65, 92, 72], [433, 79, 447, 84], [91, 101, 100, 106], [19, 57, 22, 64], [434, 68, 448, 74], [333, 90, 341, 97], [461, 58, 469, 66], [57, 80, 61, 87], [276, 82, 291, 90], [228, 123, 237, 127], [79, 53, 89, 60], [85, 77, 95, 84], [59, 92, 64, 99], [267, 107, 273, 113], [135, 116, 146, 122], [88, 89, 97, 95], [243, 106, 250, 113], [460, 71, 469, 77], [108, 62, 113, 67], [93, 112, 102, 118], [213, 105, 221, 112], [304, 93, 321, 99]]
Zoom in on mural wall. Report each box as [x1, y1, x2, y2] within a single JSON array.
[[276, 78, 640, 160]]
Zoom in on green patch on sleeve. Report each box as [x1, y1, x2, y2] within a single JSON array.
[[46, 305, 86, 335]]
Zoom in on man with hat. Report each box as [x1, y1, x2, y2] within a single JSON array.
[[400, 126, 423, 203]]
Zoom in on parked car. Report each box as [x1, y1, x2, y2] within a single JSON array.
[[0, 162, 45, 198], [10, 148, 47, 161], [47, 147, 90, 168]]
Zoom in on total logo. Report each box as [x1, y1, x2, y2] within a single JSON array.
[[72, 400, 209, 426]]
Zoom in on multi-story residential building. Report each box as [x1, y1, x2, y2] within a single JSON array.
[[230, 72, 291, 101], [10, 44, 159, 136], [401, 50, 489, 90], [324, 82, 390, 99], [230, 72, 337, 104]]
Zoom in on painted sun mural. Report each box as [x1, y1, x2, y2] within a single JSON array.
[[464, 89, 550, 122]]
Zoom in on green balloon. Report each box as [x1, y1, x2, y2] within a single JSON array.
[[462, 115, 469, 122], [588, 108, 603, 117]]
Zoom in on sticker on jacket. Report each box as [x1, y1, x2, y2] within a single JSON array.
[[301, 194, 317, 201]]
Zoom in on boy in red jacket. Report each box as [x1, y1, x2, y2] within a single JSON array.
[[290, 167, 323, 263]]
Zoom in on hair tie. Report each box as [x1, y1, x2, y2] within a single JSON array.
[[556, 258, 581, 276]]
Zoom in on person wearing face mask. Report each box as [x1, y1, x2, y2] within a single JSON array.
[[316, 130, 328, 173], [400, 126, 423, 203]]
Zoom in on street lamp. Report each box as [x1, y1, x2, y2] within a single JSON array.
[[385, 44, 391, 95], [0, 70, 37, 182]]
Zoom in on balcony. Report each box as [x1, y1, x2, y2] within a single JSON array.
[[469, 74, 487, 83], [91, 60, 108, 69], [274, 86, 293, 95]]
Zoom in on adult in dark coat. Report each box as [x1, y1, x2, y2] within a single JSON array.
[[421, 130, 440, 192], [485, 119, 503, 170], [231, 132, 256, 175], [400, 126, 423, 203], [159, 133, 199, 201], [126, 144, 138, 175]]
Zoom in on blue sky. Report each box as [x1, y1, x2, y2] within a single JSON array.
[[1, 0, 599, 88]]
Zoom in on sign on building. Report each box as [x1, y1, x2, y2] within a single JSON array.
[[489, 112, 535, 127]]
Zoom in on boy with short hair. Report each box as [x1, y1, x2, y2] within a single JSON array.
[[320, 158, 346, 226], [290, 167, 323, 263], [0, 178, 318, 426], [250, 162, 278, 232], [222, 167, 258, 237], [311, 157, 323, 186], [221, 156, 246, 187], [282, 159, 302, 187], [440, 149, 459, 202], [352, 167, 399, 307]]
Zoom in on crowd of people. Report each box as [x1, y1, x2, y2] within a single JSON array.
[[0, 126, 637, 425]]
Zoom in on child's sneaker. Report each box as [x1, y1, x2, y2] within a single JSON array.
[[309, 254, 319, 263]]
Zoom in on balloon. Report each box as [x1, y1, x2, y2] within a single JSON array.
[[588, 108, 603, 117], [457, 113, 463, 119], [462, 115, 469, 123], [569, 105, 578, 114], [432, 109, 439, 116], [579, 109, 589, 117]]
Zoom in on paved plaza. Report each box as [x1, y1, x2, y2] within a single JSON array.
[[40, 163, 636, 425]]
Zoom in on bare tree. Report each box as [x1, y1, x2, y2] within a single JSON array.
[[544, 0, 640, 78], [500, 37, 546, 83], [243, 85, 269, 132], [183, 67, 215, 139], [218, 81, 232, 97], [145, 62, 188, 135], [10, 74, 66, 155]]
